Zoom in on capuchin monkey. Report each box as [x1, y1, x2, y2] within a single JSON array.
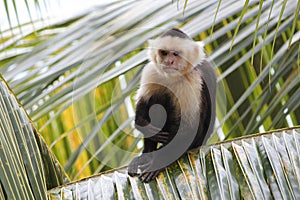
[[128, 28, 216, 182]]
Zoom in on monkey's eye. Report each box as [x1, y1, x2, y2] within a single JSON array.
[[173, 51, 180, 57], [159, 50, 168, 56]]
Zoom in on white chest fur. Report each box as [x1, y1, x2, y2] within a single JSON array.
[[136, 63, 203, 126]]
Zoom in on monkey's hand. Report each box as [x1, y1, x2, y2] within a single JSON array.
[[128, 156, 140, 177], [138, 153, 163, 183], [128, 154, 153, 177], [127, 154, 163, 183], [138, 168, 162, 183]]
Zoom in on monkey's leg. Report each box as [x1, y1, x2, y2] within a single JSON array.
[[144, 124, 170, 143], [149, 131, 170, 144], [136, 122, 170, 144]]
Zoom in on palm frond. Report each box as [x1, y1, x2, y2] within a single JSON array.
[[0, 75, 69, 199], [47, 127, 300, 199]]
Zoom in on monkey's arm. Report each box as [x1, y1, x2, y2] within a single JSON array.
[[135, 98, 170, 144], [129, 98, 169, 178]]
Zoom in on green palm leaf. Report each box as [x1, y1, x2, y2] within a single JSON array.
[[0, 75, 69, 199], [47, 127, 300, 199]]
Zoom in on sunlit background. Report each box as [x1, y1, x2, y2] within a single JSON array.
[[0, 0, 108, 30]]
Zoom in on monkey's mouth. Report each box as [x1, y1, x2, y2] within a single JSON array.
[[162, 66, 179, 72]]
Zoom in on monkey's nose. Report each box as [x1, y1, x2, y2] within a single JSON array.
[[170, 60, 174, 65], [164, 59, 174, 66]]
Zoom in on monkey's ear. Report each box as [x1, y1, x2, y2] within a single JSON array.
[[191, 41, 205, 66], [196, 41, 204, 51], [147, 39, 157, 63]]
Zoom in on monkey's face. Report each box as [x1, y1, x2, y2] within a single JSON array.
[[157, 49, 190, 76], [148, 36, 205, 77]]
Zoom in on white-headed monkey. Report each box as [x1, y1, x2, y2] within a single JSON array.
[[128, 28, 216, 182]]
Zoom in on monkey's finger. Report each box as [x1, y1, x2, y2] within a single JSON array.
[[150, 131, 170, 142], [156, 136, 169, 144], [145, 170, 160, 182], [139, 172, 150, 182], [158, 131, 169, 135], [139, 170, 161, 183], [150, 136, 169, 143]]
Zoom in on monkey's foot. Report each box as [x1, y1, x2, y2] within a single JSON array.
[[138, 169, 162, 183], [149, 131, 170, 144]]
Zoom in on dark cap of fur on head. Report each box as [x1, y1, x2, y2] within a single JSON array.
[[160, 28, 192, 40]]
